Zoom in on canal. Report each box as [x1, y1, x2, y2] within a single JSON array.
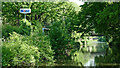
[[37, 41, 107, 67]]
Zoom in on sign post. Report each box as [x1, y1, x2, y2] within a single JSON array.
[[20, 8, 31, 23], [25, 14, 26, 23]]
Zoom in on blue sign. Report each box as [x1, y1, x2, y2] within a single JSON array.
[[20, 8, 31, 14]]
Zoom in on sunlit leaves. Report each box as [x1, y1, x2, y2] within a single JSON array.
[[2, 2, 77, 26], [2, 32, 40, 66]]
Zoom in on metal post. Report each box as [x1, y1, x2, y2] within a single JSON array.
[[25, 14, 26, 23]]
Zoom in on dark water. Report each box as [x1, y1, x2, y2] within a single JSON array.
[[84, 52, 104, 66]]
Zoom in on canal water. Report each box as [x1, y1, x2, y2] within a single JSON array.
[[36, 41, 107, 67], [51, 41, 107, 67], [84, 52, 104, 67], [83, 41, 106, 67]]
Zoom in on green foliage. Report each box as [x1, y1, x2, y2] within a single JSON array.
[[49, 21, 74, 59], [71, 51, 90, 66], [95, 47, 120, 64], [80, 40, 108, 53], [74, 2, 120, 64], [82, 47, 88, 52], [2, 2, 76, 26], [2, 2, 78, 66], [98, 36, 106, 42], [75, 2, 120, 42], [19, 19, 31, 35], [2, 21, 55, 66], [2, 25, 55, 66], [2, 32, 40, 66], [73, 2, 107, 36], [29, 21, 55, 63], [2, 24, 15, 38], [2, 19, 31, 38], [96, 3, 119, 36]]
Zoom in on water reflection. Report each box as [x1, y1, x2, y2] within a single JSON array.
[[15, 41, 108, 67], [72, 41, 107, 67], [84, 58, 95, 66]]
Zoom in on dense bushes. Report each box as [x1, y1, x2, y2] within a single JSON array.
[[2, 2, 78, 65], [2, 32, 40, 66], [29, 22, 55, 63], [95, 46, 120, 64], [2, 19, 31, 38], [49, 21, 74, 59], [1, 2, 85, 66], [2, 22, 55, 66], [2, 24, 19, 38], [19, 19, 31, 36]]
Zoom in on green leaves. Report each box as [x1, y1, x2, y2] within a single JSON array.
[[3, 29, 55, 66], [49, 20, 74, 59], [2, 2, 77, 26], [29, 21, 55, 63], [95, 2, 119, 37], [2, 2, 84, 65], [2, 32, 40, 66]]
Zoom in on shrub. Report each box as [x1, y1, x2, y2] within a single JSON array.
[[2, 24, 15, 38], [19, 19, 31, 35], [2, 21, 55, 66], [28, 22, 55, 63], [95, 46, 120, 64], [49, 21, 73, 59], [2, 19, 31, 38], [2, 32, 40, 66]]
